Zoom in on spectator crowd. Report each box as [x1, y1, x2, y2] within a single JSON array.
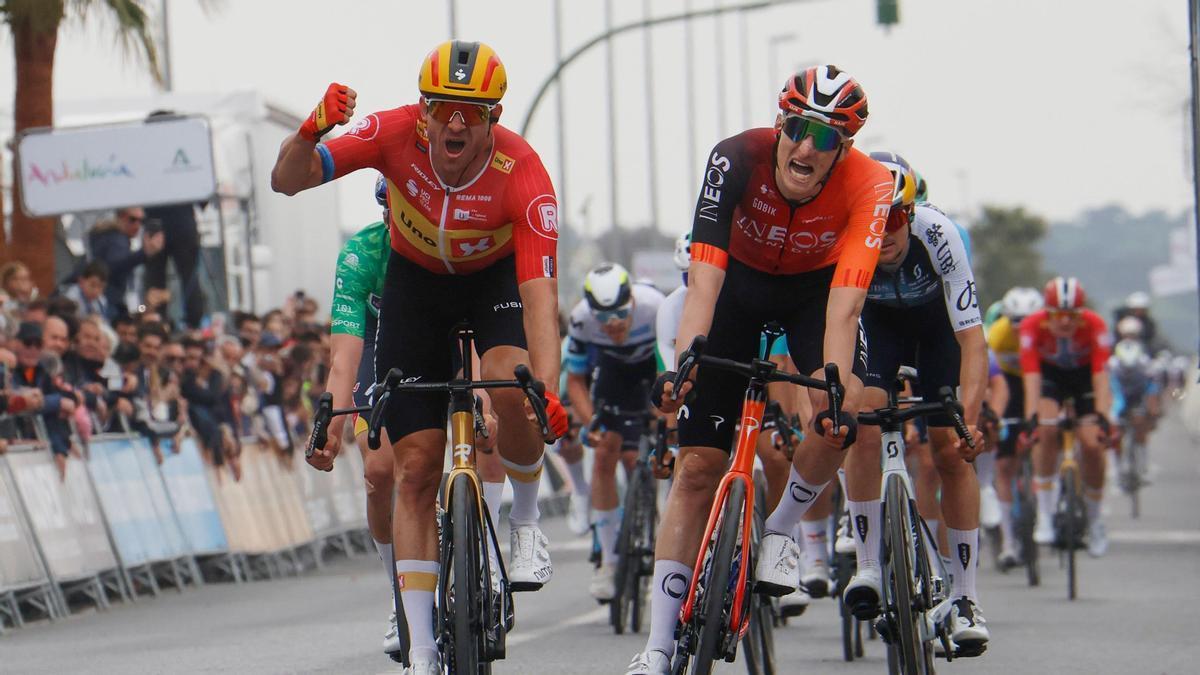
[[0, 206, 330, 481]]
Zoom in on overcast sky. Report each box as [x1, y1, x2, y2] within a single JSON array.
[[0, 0, 1192, 238]]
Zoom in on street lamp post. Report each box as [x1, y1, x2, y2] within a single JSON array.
[[553, 0, 569, 229], [643, 0, 660, 229], [1189, 0, 1200, 358], [605, 0, 619, 229], [767, 33, 797, 96]]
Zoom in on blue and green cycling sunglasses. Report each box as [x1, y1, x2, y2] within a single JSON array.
[[781, 115, 843, 152]]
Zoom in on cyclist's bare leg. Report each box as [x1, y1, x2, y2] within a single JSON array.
[[930, 426, 981, 602], [1078, 421, 1106, 521], [642, 445, 727, 658], [357, 427, 395, 546], [481, 346, 545, 525], [843, 386, 886, 570], [592, 430, 625, 567], [390, 428, 449, 663], [911, 438, 942, 535], [1032, 397, 1063, 531]]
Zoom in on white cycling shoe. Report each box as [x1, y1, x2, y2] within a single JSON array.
[[1033, 514, 1056, 545], [835, 515, 856, 554], [403, 652, 443, 675], [625, 649, 671, 675], [843, 565, 883, 620], [1087, 519, 1109, 558], [949, 597, 989, 656], [509, 524, 553, 591], [383, 610, 401, 654], [754, 532, 800, 597], [590, 563, 617, 602], [801, 556, 832, 599], [567, 493, 591, 536], [779, 585, 811, 618]]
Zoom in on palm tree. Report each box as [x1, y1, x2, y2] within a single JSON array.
[[1, 0, 161, 294]]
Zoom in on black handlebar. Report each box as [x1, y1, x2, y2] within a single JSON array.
[[306, 392, 334, 458], [514, 364, 551, 439], [858, 386, 974, 449]]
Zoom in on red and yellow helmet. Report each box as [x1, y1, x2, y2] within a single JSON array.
[[418, 40, 507, 105], [778, 65, 869, 138]]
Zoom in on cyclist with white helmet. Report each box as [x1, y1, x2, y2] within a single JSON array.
[[986, 286, 1043, 567], [565, 262, 664, 601], [1113, 291, 1165, 352], [1109, 339, 1161, 466]]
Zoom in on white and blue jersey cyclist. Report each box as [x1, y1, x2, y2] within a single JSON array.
[[566, 262, 665, 602]]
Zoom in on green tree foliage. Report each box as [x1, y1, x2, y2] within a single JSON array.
[[969, 205, 1048, 308]]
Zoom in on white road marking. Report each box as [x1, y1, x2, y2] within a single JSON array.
[[1109, 529, 1200, 545], [506, 607, 609, 646]]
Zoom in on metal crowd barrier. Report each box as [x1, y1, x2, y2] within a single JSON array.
[[0, 431, 371, 633]]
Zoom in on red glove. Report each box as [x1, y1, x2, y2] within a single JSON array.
[[298, 83, 356, 142], [542, 390, 569, 440]]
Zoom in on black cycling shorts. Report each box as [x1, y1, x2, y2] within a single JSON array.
[[593, 358, 656, 449], [352, 315, 379, 408], [997, 372, 1024, 458], [860, 298, 961, 427], [1039, 362, 1096, 417], [677, 261, 867, 452], [375, 253, 526, 441]]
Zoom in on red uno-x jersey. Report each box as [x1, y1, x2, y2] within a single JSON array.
[[689, 128, 894, 288], [317, 105, 558, 283], [1018, 309, 1111, 374]]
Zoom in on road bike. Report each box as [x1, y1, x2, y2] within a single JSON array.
[[668, 334, 842, 675], [855, 368, 976, 673], [308, 325, 550, 673], [1043, 399, 1108, 602], [1116, 410, 1149, 519], [606, 409, 661, 635], [999, 416, 1040, 587]]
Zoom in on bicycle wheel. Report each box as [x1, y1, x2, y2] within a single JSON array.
[[1065, 468, 1084, 598], [691, 479, 745, 675], [614, 465, 655, 634], [742, 594, 776, 675], [840, 596, 855, 662], [883, 474, 927, 674], [449, 473, 486, 673], [1128, 441, 1142, 519]]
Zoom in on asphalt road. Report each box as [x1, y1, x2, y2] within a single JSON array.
[[3, 414, 1198, 674]]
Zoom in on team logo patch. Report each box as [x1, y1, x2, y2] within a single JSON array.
[[491, 151, 516, 174], [346, 114, 380, 141], [526, 194, 559, 241], [406, 179, 419, 197]]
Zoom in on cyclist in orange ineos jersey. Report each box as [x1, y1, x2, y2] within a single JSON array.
[[628, 65, 893, 674], [271, 41, 568, 675]]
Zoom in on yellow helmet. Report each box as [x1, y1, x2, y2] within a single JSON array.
[[418, 40, 507, 105]]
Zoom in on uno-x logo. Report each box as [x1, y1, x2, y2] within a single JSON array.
[[790, 483, 816, 504], [885, 440, 900, 459], [458, 237, 493, 256], [854, 514, 869, 541], [710, 415, 725, 430], [957, 542, 972, 569], [662, 572, 688, 599]]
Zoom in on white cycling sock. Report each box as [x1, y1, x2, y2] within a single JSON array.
[[847, 499, 881, 569], [483, 481, 504, 532], [765, 466, 828, 534], [1086, 495, 1103, 523], [374, 539, 394, 586], [998, 499, 1015, 549], [395, 559, 439, 662], [800, 518, 829, 566], [646, 559, 692, 658], [947, 528, 979, 601], [595, 508, 620, 566], [564, 457, 590, 499], [502, 455, 544, 526], [974, 451, 995, 489], [1035, 474, 1058, 519]]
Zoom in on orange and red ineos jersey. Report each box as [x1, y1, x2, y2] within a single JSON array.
[[317, 104, 558, 283], [1018, 309, 1111, 374], [688, 128, 894, 288]]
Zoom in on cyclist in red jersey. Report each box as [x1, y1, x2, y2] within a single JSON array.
[[271, 41, 567, 674], [629, 65, 893, 674], [1019, 276, 1113, 556]]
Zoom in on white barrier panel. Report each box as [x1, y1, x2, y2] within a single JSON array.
[[158, 438, 228, 555], [6, 450, 117, 581], [0, 455, 49, 590]]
